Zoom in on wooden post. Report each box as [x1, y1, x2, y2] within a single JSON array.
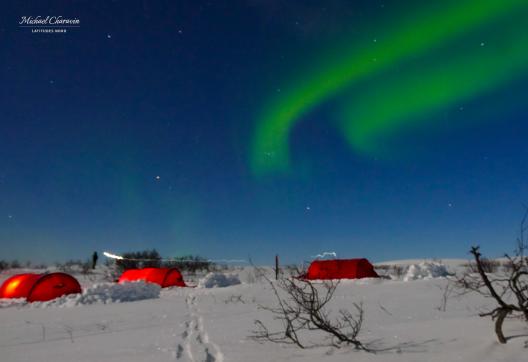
[[275, 254, 279, 280]]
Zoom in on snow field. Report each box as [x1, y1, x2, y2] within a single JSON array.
[[0, 261, 527, 362]]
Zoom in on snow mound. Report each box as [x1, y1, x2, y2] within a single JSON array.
[[33, 281, 161, 307], [75, 281, 161, 304], [198, 272, 241, 288], [403, 262, 449, 281]]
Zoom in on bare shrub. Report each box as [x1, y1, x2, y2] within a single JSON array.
[[374, 264, 390, 273], [481, 258, 501, 273], [374, 264, 407, 279], [0, 260, 8, 270], [435, 281, 455, 312], [454, 211, 528, 344], [252, 267, 371, 351], [282, 264, 304, 278], [374, 264, 396, 279], [56, 259, 84, 273], [165, 255, 213, 274], [463, 258, 501, 274], [81, 260, 92, 275], [501, 260, 515, 274], [391, 265, 406, 279]]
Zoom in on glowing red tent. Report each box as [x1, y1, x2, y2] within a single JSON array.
[[0, 272, 82, 302], [304, 259, 379, 280], [118, 267, 186, 287]]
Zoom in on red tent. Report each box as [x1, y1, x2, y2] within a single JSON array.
[[118, 267, 186, 287], [304, 259, 379, 280], [0, 272, 82, 302]]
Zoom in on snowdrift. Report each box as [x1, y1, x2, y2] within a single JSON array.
[[1, 281, 161, 308], [198, 272, 241, 288], [403, 262, 449, 281]]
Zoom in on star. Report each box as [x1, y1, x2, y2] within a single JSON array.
[[448, 203, 453, 208], [8, 215, 13, 219], [306, 206, 311, 211], [155, 175, 161, 180], [107, 34, 112, 39], [480, 42, 485, 47]]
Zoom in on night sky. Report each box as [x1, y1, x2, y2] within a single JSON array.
[[2, 0, 528, 264]]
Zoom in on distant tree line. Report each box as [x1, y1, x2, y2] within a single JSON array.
[[115, 249, 162, 270], [0, 250, 213, 275], [114, 249, 213, 273], [0, 260, 48, 270]]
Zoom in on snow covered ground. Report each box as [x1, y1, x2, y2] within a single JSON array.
[[1, 260, 527, 362]]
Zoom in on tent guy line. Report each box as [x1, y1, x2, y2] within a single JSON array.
[[102, 251, 248, 264]]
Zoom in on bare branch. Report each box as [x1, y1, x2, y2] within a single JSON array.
[[453, 217, 528, 344], [250, 262, 372, 351]]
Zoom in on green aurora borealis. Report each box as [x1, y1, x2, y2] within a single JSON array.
[[251, 0, 528, 175]]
